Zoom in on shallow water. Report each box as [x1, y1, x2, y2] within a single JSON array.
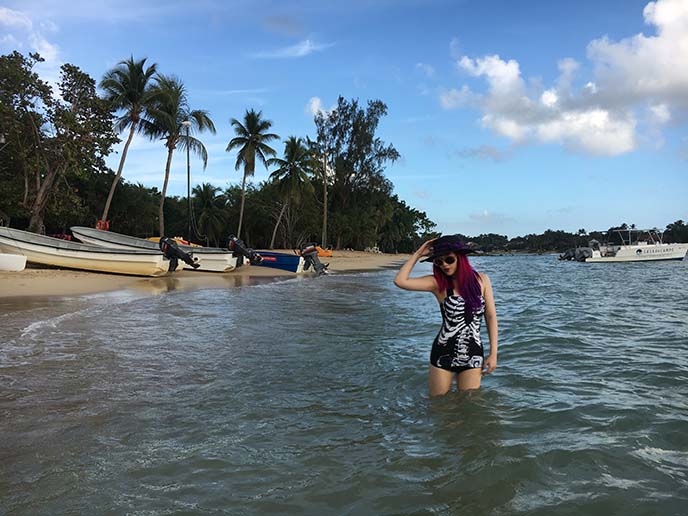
[[1, 256, 687, 515]]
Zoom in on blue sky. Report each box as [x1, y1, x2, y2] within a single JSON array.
[[1, 0, 686, 237]]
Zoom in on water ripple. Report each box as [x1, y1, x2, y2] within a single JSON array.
[[1, 256, 687, 514]]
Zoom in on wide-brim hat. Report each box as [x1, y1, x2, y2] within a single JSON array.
[[420, 234, 477, 262]]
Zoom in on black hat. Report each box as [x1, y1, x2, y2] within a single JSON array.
[[420, 234, 477, 262]]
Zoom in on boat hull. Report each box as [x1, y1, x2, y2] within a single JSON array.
[[70, 226, 238, 272], [0, 253, 27, 272], [0, 228, 172, 277], [586, 243, 688, 262], [254, 251, 305, 273]]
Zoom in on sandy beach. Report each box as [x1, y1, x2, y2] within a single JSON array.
[[0, 250, 408, 299]]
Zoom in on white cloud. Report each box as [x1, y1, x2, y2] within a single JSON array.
[[535, 110, 636, 156], [587, 0, 688, 106], [439, 85, 476, 109], [0, 7, 32, 29], [0, 7, 62, 83], [251, 39, 334, 59], [305, 96, 334, 117], [650, 103, 671, 124], [439, 0, 688, 156]]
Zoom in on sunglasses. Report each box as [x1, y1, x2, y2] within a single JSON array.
[[433, 255, 456, 266]]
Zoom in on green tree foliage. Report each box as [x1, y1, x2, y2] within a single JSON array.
[[147, 74, 216, 237], [314, 96, 400, 249], [99, 56, 158, 223], [0, 52, 119, 233], [192, 183, 226, 247], [665, 220, 688, 243], [266, 136, 314, 248], [226, 109, 279, 239]]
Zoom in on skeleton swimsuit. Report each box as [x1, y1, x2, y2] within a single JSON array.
[[430, 287, 485, 373]]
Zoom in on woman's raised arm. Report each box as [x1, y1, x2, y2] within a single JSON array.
[[393, 239, 437, 292]]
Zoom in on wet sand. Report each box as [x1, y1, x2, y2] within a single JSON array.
[[0, 250, 408, 299]]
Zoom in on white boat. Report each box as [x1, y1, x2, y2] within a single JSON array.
[[586, 229, 688, 263], [0, 253, 27, 272], [0, 227, 178, 277], [70, 226, 238, 273]]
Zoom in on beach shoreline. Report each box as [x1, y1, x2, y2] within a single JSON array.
[[0, 250, 409, 300]]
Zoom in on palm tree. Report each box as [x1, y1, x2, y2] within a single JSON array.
[[226, 109, 278, 239], [192, 183, 226, 247], [266, 137, 314, 248], [99, 56, 158, 226], [147, 75, 216, 237]]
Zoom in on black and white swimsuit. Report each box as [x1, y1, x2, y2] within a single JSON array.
[[430, 287, 485, 373]]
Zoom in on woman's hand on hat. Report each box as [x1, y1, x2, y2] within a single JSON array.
[[414, 239, 436, 258]]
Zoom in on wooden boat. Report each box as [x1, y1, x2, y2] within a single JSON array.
[[70, 226, 238, 272], [0, 227, 176, 277], [0, 253, 27, 272], [254, 251, 305, 273]]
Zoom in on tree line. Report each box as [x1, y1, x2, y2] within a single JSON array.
[[0, 51, 435, 252], [460, 222, 688, 254]]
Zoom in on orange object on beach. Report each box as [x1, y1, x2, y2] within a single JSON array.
[[316, 245, 333, 257]]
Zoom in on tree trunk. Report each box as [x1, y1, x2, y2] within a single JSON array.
[[101, 121, 137, 223], [236, 170, 247, 239], [28, 164, 61, 234], [322, 153, 328, 247], [22, 167, 29, 207], [269, 201, 288, 249], [159, 147, 175, 237]]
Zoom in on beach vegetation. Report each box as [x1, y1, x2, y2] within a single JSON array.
[[146, 74, 216, 237], [226, 109, 279, 240], [192, 183, 226, 247], [266, 136, 314, 249], [99, 56, 158, 225]]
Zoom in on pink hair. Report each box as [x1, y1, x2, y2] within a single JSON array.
[[433, 254, 482, 319]]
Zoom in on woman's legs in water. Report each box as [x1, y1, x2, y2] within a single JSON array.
[[429, 366, 482, 396], [456, 368, 481, 391], [429, 365, 454, 396]]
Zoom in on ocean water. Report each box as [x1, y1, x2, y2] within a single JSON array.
[[1, 256, 687, 515]]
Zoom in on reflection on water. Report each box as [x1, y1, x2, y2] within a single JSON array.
[[1, 257, 687, 514]]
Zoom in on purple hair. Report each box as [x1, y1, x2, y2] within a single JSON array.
[[433, 254, 482, 320]]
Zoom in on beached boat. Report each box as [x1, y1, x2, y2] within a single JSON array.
[[70, 226, 238, 272], [560, 229, 688, 263], [253, 251, 305, 273], [0, 227, 177, 276], [0, 253, 27, 272]]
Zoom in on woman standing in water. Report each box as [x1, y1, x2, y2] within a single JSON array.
[[394, 235, 498, 396]]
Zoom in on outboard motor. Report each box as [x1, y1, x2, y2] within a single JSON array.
[[300, 242, 329, 276], [159, 236, 200, 271], [559, 248, 575, 261], [227, 235, 263, 266]]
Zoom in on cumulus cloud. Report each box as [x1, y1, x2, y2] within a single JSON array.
[[305, 97, 335, 118], [251, 39, 334, 59], [440, 0, 688, 156]]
